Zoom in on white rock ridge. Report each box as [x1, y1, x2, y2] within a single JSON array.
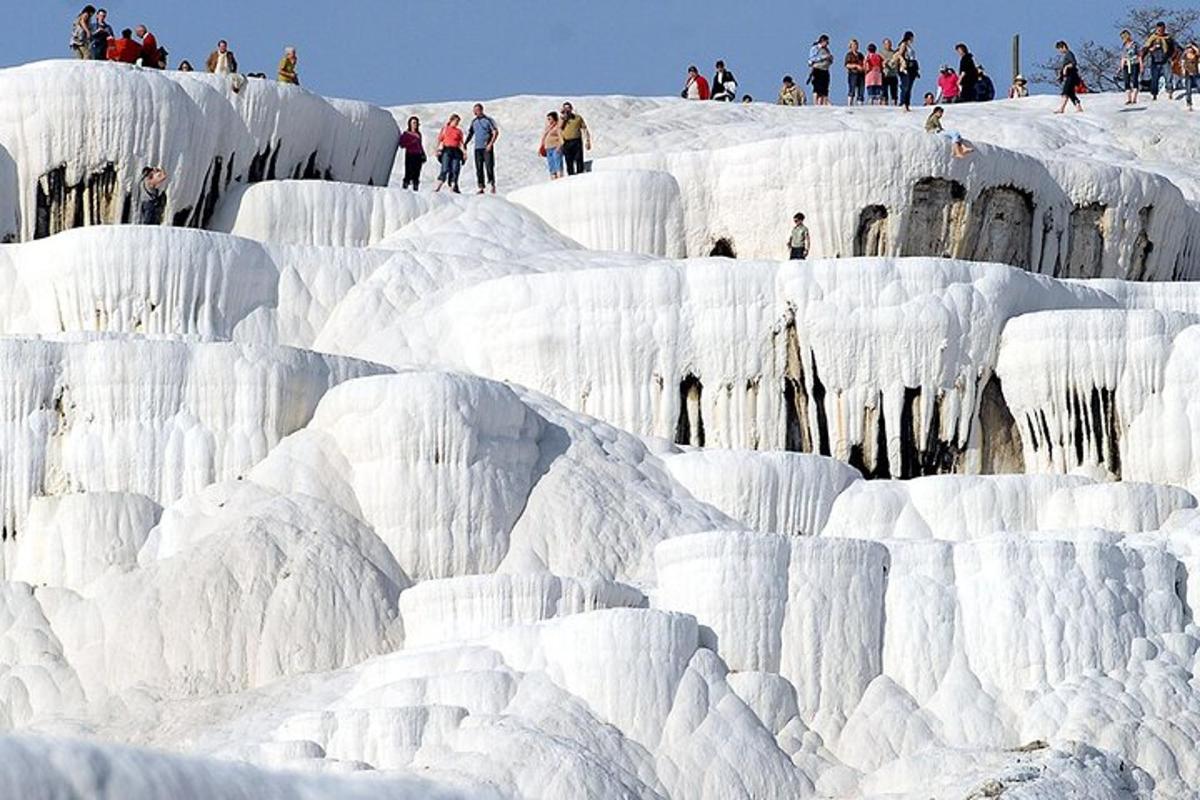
[[0, 61, 1198, 799]]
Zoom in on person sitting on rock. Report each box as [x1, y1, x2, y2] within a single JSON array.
[[111, 29, 141, 63], [777, 75, 806, 106], [925, 106, 975, 158]]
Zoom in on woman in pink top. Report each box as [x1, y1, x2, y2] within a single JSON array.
[[434, 114, 466, 193], [936, 66, 960, 103], [864, 43, 885, 105]]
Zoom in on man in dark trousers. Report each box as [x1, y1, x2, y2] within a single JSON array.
[[559, 101, 590, 176], [955, 43, 979, 103], [712, 60, 738, 101], [464, 103, 500, 194]]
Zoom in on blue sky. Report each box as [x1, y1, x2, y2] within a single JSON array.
[[9, 1, 1139, 104]]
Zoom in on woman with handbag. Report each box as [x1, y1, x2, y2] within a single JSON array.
[[895, 31, 919, 111], [540, 111, 564, 180], [399, 116, 426, 191], [434, 114, 465, 193]]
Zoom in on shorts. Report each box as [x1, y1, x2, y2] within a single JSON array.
[[545, 146, 563, 175], [810, 69, 830, 97]]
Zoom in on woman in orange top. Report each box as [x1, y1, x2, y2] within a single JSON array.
[[434, 114, 466, 193]]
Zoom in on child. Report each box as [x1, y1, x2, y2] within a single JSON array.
[[925, 107, 975, 158]]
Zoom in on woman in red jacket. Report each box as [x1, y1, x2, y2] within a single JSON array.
[[683, 66, 710, 100]]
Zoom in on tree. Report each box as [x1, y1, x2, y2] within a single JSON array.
[[1034, 5, 1199, 91]]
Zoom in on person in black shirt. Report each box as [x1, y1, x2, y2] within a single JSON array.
[[955, 43, 978, 103]]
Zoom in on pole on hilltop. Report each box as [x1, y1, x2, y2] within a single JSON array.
[[1012, 34, 1021, 80]]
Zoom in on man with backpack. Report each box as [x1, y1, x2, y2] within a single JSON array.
[[1145, 21, 1177, 100]]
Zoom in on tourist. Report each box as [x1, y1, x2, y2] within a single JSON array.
[[974, 66, 996, 101], [845, 39, 865, 106], [434, 114, 465, 193], [135, 25, 161, 69], [712, 60, 738, 102], [864, 43, 885, 105], [936, 66, 960, 103], [808, 34, 834, 106], [777, 75, 806, 106], [206, 40, 238, 74], [278, 47, 299, 85], [925, 106, 975, 158], [559, 101, 591, 176], [881, 38, 899, 105], [1008, 74, 1029, 98], [111, 29, 141, 63], [89, 8, 113, 61], [178, 60, 194, 72], [895, 31, 919, 111], [788, 213, 810, 260], [540, 111, 564, 179], [1119, 30, 1143, 105], [1054, 41, 1083, 114], [398, 116, 426, 190], [923, 92, 937, 106], [1144, 21, 1177, 100], [741, 94, 753, 103], [682, 66, 710, 100], [464, 103, 500, 194], [1183, 42, 1200, 111], [71, 6, 95, 59], [139, 166, 168, 224], [956, 44, 979, 103]]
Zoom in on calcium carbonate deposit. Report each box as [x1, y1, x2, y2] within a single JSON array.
[[2, 58, 1200, 799]]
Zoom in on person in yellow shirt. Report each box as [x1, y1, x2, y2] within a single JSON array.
[[278, 46, 299, 85], [557, 101, 591, 176]]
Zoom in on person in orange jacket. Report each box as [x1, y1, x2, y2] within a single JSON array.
[[111, 28, 141, 63]]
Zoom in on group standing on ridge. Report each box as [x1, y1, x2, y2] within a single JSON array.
[[401, 99, 592, 193], [68, 5, 301, 88]]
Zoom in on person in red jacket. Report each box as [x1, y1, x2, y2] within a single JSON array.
[[135, 25, 161, 68], [111, 29, 141, 63], [683, 65, 710, 100]]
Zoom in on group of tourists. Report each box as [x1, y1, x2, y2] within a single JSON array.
[[1117, 23, 1200, 110], [397, 101, 592, 193], [686, 23, 1200, 114], [69, 5, 301, 86], [71, 6, 164, 67]]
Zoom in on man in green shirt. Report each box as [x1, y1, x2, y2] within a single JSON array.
[[788, 213, 810, 260], [558, 101, 591, 176]]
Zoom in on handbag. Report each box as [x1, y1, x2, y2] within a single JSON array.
[[538, 144, 547, 157]]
